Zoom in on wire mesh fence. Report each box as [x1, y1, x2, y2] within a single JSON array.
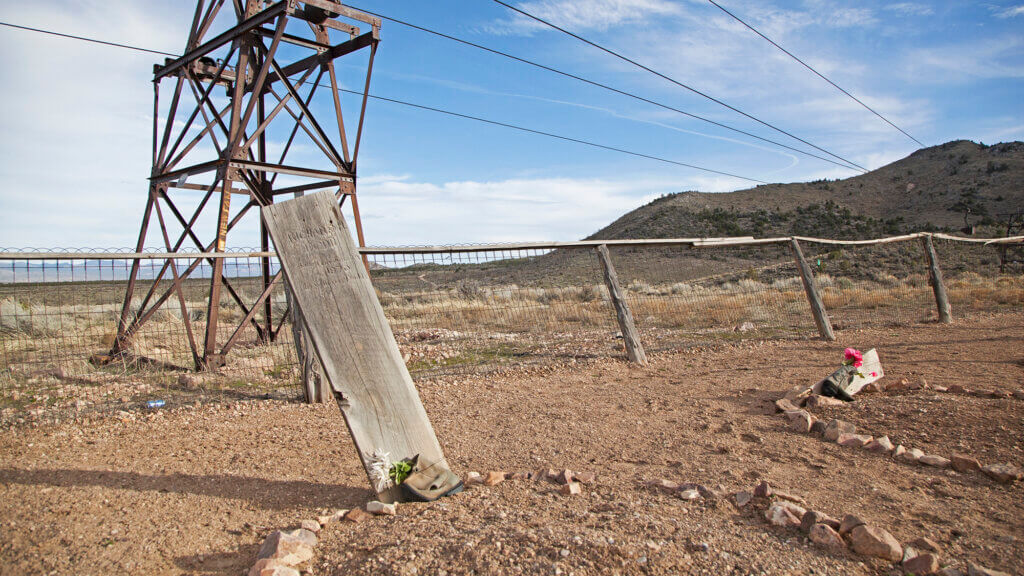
[[1, 234, 1021, 426]]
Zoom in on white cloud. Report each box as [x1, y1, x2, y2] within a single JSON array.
[[356, 175, 728, 244], [487, 0, 682, 34], [884, 3, 934, 17], [993, 4, 1024, 18], [904, 37, 1024, 81]]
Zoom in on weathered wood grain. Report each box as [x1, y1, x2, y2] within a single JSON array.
[[921, 234, 952, 324], [263, 191, 447, 502], [790, 238, 836, 341], [596, 244, 648, 365]]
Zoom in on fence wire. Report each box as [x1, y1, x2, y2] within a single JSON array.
[[608, 243, 815, 350], [1, 236, 1021, 427]]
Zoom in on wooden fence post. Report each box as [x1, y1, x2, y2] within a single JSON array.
[[595, 244, 648, 365], [790, 238, 836, 341], [920, 234, 952, 324]]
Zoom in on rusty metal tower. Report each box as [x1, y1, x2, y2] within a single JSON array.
[[111, 0, 379, 369]]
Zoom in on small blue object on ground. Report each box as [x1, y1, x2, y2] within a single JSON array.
[[145, 399, 166, 409]]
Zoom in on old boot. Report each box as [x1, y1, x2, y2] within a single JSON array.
[[400, 458, 463, 502]]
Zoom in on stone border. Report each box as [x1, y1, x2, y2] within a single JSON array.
[[775, 381, 1023, 486]]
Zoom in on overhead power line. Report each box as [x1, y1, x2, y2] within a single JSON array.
[[491, 0, 870, 173], [706, 0, 925, 148], [347, 5, 861, 173], [0, 21, 177, 57], [0, 19, 768, 184]]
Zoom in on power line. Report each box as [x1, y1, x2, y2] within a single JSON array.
[[491, 0, 870, 173], [0, 19, 768, 184], [706, 0, 925, 148], [0, 21, 177, 57], [346, 5, 861, 173], [339, 88, 767, 183]]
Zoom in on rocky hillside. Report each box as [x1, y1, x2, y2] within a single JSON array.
[[589, 140, 1024, 241]]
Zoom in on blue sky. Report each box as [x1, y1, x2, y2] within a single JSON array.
[[0, 0, 1022, 247]]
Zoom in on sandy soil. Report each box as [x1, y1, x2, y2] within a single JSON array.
[[0, 312, 1021, 575]]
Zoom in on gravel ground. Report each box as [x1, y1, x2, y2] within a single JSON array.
[[0, 312, 1021, 575]]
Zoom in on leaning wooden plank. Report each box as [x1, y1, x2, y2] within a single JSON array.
[[262, 191, 455, 503]]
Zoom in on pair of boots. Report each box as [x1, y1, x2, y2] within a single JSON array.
[[397, 456, 464, 502]]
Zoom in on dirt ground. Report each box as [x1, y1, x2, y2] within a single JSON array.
[[0, 312, 1021, 575]]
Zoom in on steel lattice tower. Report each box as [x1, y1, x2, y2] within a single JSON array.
[[111, 0, 379, 369]]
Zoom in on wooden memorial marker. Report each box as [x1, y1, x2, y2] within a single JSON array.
[[263, 191, 452, 502]]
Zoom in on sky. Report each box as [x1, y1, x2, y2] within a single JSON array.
[[0, 0, 1022, 248]]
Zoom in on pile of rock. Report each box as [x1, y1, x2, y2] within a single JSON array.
[[464, 467, 596, 496], [645, 478, 721, 504], [737, 480, 1011, 576], [776, 399, 1022, 485], [248, 500, 399, 576]]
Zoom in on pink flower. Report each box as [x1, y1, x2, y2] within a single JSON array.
[[843, 348, 863, 368], [870, 372, 877, 377]]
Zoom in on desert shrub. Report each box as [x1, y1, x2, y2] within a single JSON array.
[[0, 297, 62, 335]]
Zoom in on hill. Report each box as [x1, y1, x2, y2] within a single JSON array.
[[588, 140, 1024, 241]]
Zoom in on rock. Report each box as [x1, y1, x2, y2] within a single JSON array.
[[824, 419, 856, 442], [947, 384, 970, 394], [893, 445, 907, 459], [249, 559, 301, 576], [256, 529, 317, 566], [775, 398, 799, 413], [887, 378, 911, 391], [904, 552, 940, 575], [317, 510, 346, 526], [753, 480, 772, 498], [849, 524, 903, 562], [765, 502, 804, 527], [366, 501, 397, 516], [865, 436, 895, 453], [508, 471, 530, 480], [967, 563, 1012, 576], [483, 471, 506, 486], [678, 488, 700, 500], [772, 490, 806, 505], [574, 471, 596, 484], [908, 379, 928, 391], [465, 471, 483, 485], [736, 321, 756, 332], [981, 463, 1022, 484], [785, 409, 814, 433], [837, 433, 873, 447], [987, 390, 1011, 399], [649, 479, 679, 493], [734, 491, 753, 508], [937, 569, 965, 576], [552, 469, 573, 485], [899, 447, 925, 463], [801, 510, 839, 533], [920, 455, 951, 468], [950, 454, 981, 473], [299, 519, 320, 533], [809, 523, 846, 550], [810, 420, 827, 435], [910, 537, 942, 554], [839, 514, 866, 535], [932, 385, 949, 392], [1012, 390, 1024, 400], [344, 508, 372, 523], [560, 482, 582, 496], [806, 394, 847, 408]]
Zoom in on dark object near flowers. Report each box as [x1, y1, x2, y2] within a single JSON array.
[[400, 456, 465, 502], [820, 365, 857, 402]]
